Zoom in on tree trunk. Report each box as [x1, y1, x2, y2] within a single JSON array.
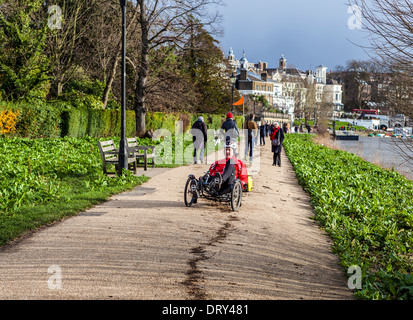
[[135, 57, 148, 136], [102, 6, 138, 108], [57, 81, 64, 96], [135, 108, 146, 137], [135, 0, 149, 137], [102, 56, 119, 108]]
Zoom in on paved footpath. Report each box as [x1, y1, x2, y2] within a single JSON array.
[[0, 137, 353, 300]]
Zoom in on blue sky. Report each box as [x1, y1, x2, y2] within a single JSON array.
[[216, 0, 372, 72]]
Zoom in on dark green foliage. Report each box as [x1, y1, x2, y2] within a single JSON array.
[[1, 99, 232, 139], [283, 134, 413, 300], [57, 79, 120, 110], [0, 136, 150, 245], [62, 109, 136, 138], [0, 0, 51, 100], [0, 100, 61, 138]]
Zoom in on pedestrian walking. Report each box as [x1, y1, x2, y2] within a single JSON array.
[[259, 121, 266, 145], [221, 112, 239, 157], [255, 125, 259, 146], [220, 112, 239, 143], [243, 114, 258, 162], [270, 122, 284, 167], [269, 123, 274, 135], [191, 116, 207, 164], [265, 122, 270, 137]]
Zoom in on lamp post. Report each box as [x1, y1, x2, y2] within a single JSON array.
[[118, 0, 128, 175], [230, 74, 236, 112]]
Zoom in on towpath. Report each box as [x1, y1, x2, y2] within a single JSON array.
[[0, 137, 353, 300]]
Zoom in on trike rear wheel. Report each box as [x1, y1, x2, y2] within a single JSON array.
[[230, 180, 242, 211]]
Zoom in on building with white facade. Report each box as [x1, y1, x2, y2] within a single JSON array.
[[316, 65, 328, 84], [226, 47, 238, 72], [224, 50, 344, 118], [324, 79, 344, 116]]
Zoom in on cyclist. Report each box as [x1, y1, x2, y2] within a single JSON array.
[[207, 139, 249, 193]]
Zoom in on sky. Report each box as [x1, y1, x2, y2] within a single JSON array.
[[216, 0, 372, 72]]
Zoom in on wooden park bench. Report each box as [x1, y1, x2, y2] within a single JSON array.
[[127, 137, 156, 171], [97, 139, 137, 174]]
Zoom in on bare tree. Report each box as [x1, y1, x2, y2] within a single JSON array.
[[349, 0, 413, 177], [139, 45, 198, 113], [44, 0, 97, 97], [133, 0, 223, 136], [349, 0, 413, 117], [86, 1, 140, 108], [288, 70, 317, 124]]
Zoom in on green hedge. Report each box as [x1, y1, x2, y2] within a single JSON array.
[[1, 100, 248, 138], [62, 109, 136, 138], [0, 101, 61, 138]]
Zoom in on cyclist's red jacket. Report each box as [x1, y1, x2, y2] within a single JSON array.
[[208, 156, 249, 188]]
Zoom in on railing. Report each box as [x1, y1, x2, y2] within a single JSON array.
[[260, 111, 292, 123]]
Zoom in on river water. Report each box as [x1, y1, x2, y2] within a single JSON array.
[[336, 136, 413, 180]]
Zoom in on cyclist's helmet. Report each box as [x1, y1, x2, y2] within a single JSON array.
[[225, 139, 237, 150]]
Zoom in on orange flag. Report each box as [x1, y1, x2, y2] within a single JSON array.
[[232, 96, 244, 106]]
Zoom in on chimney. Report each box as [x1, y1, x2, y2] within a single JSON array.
[[261, 71, 268, 82], [240, 69, 248, 81]]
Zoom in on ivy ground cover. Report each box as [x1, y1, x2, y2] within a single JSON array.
[[283, 134, 413, 300], [0, 136, 149, 246]]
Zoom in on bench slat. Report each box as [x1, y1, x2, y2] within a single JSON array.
[[98, 139, 137, 175], [126, 138, 156, 171], [100, 140, 115, 146]]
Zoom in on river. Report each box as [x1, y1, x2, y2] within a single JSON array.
[[336, 136, 413, 180]]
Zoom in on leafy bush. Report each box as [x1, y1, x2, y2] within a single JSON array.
[[1, 100, 235, 140], [0, 0, 51, 101], [0, 109, 19, 135], [283, 134, 413, 300], [58, 79, 120, 110], [0, 137, 147, 214], [146, 111, 180, 134], [0, 101, 62, 138], [209, 114, 224, 130]]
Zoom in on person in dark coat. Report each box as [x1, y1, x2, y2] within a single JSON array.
[[269, 122, 285, 167], [191, 116, 207, 164], [269, 123, 274, 135], [259, 121, 266, 145], [243, 114, 258, 162], [220, 112, 239, 143]]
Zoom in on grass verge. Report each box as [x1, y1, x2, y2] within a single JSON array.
[[0, 137, 151, 246], [0, 173, 149, 246], [0, 134, 220, 246]]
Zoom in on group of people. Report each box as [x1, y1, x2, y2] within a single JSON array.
[[241, 114, 285, 166], [191, 112, 285, 167], [190, 113, 285, 195], [294, 124, 314, 134], [258, 121, 282, 146]]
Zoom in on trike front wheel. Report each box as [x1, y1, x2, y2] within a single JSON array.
[[184, 178, 198, 207]]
